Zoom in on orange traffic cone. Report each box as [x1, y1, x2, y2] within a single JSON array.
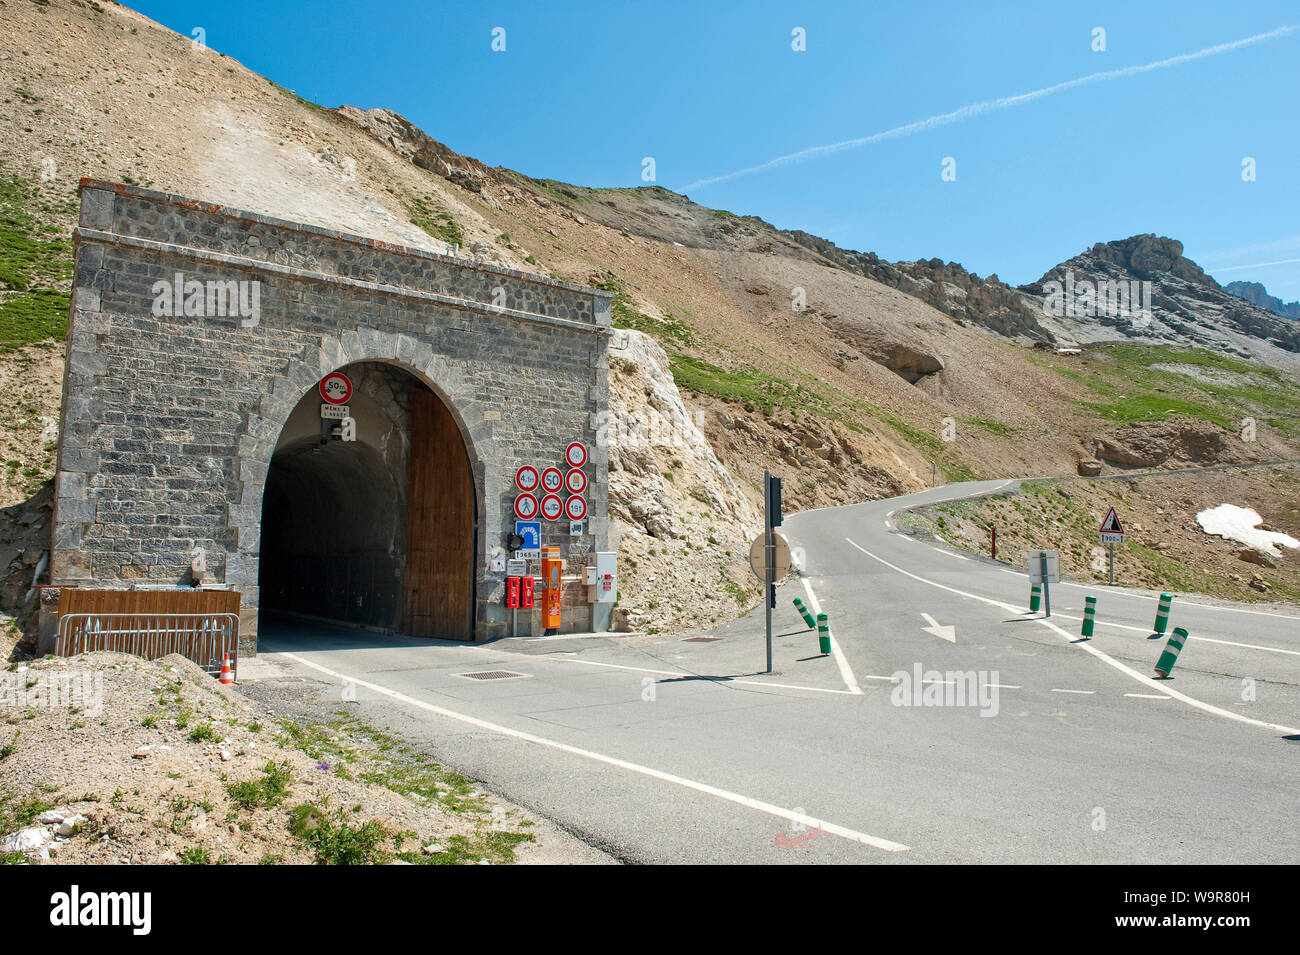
[[219, 654, 234, 685]]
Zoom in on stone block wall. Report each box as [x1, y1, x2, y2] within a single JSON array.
[[52, 180, 613, 650]]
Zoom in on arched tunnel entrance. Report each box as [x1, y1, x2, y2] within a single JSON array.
[[258, 362, 476, 639]]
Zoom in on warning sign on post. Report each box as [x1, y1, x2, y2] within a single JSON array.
[[1099, 507, 1125, 544]]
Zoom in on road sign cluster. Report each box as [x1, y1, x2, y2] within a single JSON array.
[[514, 442, 588, 524]]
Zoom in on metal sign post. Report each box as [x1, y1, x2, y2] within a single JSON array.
[[764, 469, 773, 675], [1040, 550, 1051, 617], [1099, 507, 1125, 586]]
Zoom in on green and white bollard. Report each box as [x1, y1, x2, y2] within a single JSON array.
[[793, 596, 816, 630], [1081, 595, 1097, 640], [1153, 592, 1174, 635], [1029, 583, 1042, 614], [816, 612, 831, 655], [1154, 626, 1189, 678]]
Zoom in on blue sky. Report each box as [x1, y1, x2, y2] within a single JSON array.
[[127, 1, 1300, 297]]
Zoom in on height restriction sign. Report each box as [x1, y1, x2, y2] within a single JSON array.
[[515, 465, 540, 493]]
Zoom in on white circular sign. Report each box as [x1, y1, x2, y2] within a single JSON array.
[[540, 493, 564, 521], [565, 468, 587, 495], [540, 467, 563, 493], [516, 465, 539, 492], [565, 442, 588, 468], [319, 372, 352, 404], [514, 494, 538, 520], [565, 495, 587, 521]]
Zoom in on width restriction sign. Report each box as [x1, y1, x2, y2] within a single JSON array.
[[1099, 507, 1126, 544]]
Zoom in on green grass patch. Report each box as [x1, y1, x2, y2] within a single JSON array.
[[290, 803, 387, 865], [225, 761, 294, 811], [402, 195, 463, 248]]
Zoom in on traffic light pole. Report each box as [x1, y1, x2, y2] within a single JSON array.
[[764, 469, 773, 675]]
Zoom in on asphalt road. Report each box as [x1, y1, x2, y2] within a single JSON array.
[[248, 479, 1299, 864]]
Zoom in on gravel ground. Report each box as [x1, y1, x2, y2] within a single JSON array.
[[0, 651, 613, 865]]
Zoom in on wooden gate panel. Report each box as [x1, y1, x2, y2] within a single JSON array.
[[405, 388, 474, 638]]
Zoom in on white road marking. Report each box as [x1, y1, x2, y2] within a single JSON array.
[[274, 650, 910, 852], [1051, 688, 1096, 695], [553, 656, 855, 695], [843, 537, 1300, 736], [884, 521, 892, 529], [920, 612, 957, 643], [988, 683, 1022, 689], [800, 577, 863, 695], [1047, 611, 1300, 656], [1126, 693, 1172, 700]]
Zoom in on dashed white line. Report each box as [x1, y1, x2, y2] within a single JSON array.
[[276, 650, 909, 852], [1051, 688, 1096, 695], [552, 656, 855, 696], [843, 537, 1300, 736], [1125, 693, 1172, 700]]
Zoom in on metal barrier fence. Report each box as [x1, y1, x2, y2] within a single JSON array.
[[55, 613, 239, 680]]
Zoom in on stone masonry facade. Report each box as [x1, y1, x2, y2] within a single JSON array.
[[51, 179, 613, 651]]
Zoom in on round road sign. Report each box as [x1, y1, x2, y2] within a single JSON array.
[[565, 442, 588, 468], [514, 494, 539, 521], [565, 468, 587, 495], [540, 493, 564, 521], [319, 372, 352, 404], [540, 467, 563, 494], [515, 465, 540, 492], [748, 533, 792, 581], [565, 495, 587, 521]]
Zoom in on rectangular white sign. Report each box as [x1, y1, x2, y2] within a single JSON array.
[[1026, 550, 1061, 583], [320, 404, 350, 420]]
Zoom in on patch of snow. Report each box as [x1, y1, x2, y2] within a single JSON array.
[[1196, 504, 1298, 558]]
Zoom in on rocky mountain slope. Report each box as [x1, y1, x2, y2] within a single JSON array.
[[0, 0, 1296, 643], [1024, 235, 1300, 369], [1225, 280, 1300, 321]]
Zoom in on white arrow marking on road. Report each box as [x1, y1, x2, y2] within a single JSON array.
[[920, 612, 957, 643]]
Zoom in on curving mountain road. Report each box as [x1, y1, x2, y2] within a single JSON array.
[[248, 480, 1299, 864]]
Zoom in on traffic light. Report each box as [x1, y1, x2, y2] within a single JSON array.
[[767, 474, 783, 528]]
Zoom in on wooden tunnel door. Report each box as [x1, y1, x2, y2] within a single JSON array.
[[404, 387, 475, 639]]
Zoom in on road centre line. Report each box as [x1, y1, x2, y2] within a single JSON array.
[[274, 650, 909, 852], [1126, 693, 1172, 700], [550, 656, 854, 695], [1051, 688, 1096, 695], [799, 577, 864, 695], [842, 537, 1300, 736]]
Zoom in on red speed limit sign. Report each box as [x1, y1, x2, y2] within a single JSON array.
[[540, 494, 564, 521], [514, 494, 539, 520], [540, 467, 563, 494], [565, 495, 587, 521], [565, 442, 588, 468], [319, 372, 352, 404]]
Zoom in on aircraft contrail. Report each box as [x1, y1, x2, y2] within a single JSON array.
[[682, 25, 1296, 192], [1210, 257, 1300, 272]]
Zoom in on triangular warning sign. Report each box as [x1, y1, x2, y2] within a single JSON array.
[[1100, 507, 1124, 534]]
